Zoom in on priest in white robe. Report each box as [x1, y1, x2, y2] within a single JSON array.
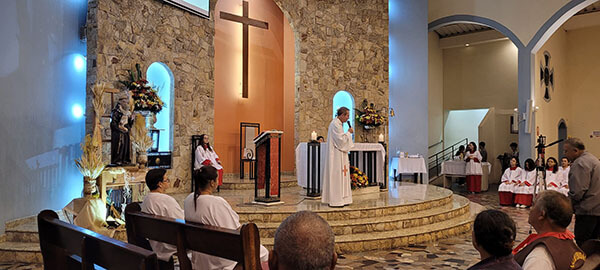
[[322, 107, 354, 207], [140, 169, 184, 264]]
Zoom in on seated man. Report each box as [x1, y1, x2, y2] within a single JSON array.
[[141, 169, 184, 266], [269, 211, 336, 270], [468, 209, 521, 270], [513, 190, 586, 270]]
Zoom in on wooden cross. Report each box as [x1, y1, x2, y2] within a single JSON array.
[[220, 1, 269, 98], [342, 165, 348, 177]]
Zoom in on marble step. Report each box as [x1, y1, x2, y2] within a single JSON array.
[[255, 195, 469, 238], [0, 241, 42, 264], [4, 223, 39, 243], [260, 211, 473, 253], [221, 176, 298, 190], [238, 193, 454, 223]]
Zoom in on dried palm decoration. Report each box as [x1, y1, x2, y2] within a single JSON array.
[[75, 130, 106, 180], [131, 114, 153, 152]]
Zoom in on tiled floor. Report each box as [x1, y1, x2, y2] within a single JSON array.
[[334, 183, 574, 269], [1, 183, 560, 270]]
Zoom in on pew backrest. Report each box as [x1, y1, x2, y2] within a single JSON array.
[[124, 202, 261, 270], [37, 209, 159, 270]]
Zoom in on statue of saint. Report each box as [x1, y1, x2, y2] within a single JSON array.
[[110, 92, 134, 166]]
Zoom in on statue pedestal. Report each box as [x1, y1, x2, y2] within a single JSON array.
[[98, 166, 148, 205]]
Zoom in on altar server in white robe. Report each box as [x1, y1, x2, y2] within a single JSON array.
[[558, 157, 570, 196], [184, 166, 269, 270], [464, 142, 483, 193], [514, 158, 540, 208], [545, 157, 562, 193], [194, 134, 224, 188], [141, 169, 185, 265], [498, 157, 521, 206], [322, 107, 354, 207]]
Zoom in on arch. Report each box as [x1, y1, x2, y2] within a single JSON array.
[[428, 15, 525, 49], [558, 119, 568, 159], [146, 62, 174, 152], [527, 0, 600, 53], [332, 90, 355, 134]]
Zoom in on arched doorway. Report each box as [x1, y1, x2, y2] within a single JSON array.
[[558, 120, 567, 159]]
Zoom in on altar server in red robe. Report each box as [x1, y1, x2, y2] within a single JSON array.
[[499, 157, 522, 206], [465, 142, 483, 193], [194, 134, 224, 188]]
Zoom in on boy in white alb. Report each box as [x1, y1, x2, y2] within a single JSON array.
[[140, 169, 184, 265], [185, 167, 268, 270], [558, 157, 570, 196]]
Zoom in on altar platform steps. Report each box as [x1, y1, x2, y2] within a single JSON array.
[[221, 174, 298, 190], [0, 217, 44, 264], [252, 195, 470, 239]]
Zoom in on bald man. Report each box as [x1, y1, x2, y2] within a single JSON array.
[[269, 211, 337, 270]]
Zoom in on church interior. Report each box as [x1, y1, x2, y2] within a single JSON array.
[[2, 0, 600, 269]]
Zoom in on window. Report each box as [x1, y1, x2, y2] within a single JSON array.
[[146, 62, 174, 152], [332, 90, 354, 134]]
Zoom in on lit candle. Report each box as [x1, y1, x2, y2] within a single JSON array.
[[311, 131, 317, 141], [378, 133, 384, 142]]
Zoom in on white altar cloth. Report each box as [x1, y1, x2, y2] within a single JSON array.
[[295, 142, 386, 188], [441, 160, 491, 176], [389, 157, 428, 184]]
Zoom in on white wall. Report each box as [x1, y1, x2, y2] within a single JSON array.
[[0, 0, 87, 232], [428, 32, 444, 156], [444, 109, 489, 146], [389, 0, 428, 158]]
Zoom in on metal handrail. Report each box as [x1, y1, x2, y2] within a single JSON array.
[[428, 140, 443, 149], [428, 138, 468, 179]]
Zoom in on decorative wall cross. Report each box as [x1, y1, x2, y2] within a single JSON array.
[[540, 51, 554, 102], [220, 1, 269, 98]]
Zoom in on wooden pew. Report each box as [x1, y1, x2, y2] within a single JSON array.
[[37, 209, 159, 270], [124, 202, 262, 270]]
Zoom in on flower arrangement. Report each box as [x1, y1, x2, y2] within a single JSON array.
[[350, 166, 368, 189], [355, 99, 386, 128], [120, 64, 164, 113]]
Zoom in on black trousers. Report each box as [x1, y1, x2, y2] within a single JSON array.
[[574, 214, 600, 247]]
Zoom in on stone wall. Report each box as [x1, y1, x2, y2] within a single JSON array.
[[86, 0, 388, 192], [86, 0, 216, 192], [275, 0, 389, 144]]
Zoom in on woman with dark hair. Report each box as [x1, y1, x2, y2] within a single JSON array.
[[465, 142, 483, 193], [194, 134, 223, 189], [545, 157, 562, 193], [499, 157, 522, 206], [455, 145, 466, 160], [468, 210, 521, 269], [184, 167, 268, 269], [514, 158, 538, 208]]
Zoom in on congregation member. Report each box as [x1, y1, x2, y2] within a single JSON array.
[[514, 159, 538, 208], [184, 166, 269, 269], [513, 190, 585, 270], [465, 142, 483, 193], [467, 209, 521, 270], [559, 157, 570, 196], [510, 142, 519, 159], [322, 107, 354, 207], [479, 141, 488, 162], [499, 157, 522, 206], [140, 169, 184, 267], [564, 138, 600, 246], [194, 134, 223, 191], [545, 157, 562, 193], [269, 211, 337, 270]]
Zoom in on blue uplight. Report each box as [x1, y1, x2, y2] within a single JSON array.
[[71, 104, 83, 119], [73, 54, 85, 72]]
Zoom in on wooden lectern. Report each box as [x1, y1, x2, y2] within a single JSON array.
[[253, 130, 283, 204]]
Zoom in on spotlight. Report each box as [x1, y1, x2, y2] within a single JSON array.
[[72, 104, 84, 119], [74, 54, 86, 72]]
